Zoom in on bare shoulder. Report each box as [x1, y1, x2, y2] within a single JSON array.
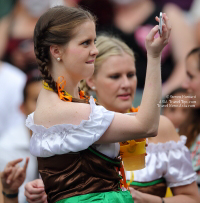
[[148, 115, 180, 144], [34, 89, 91, 128]]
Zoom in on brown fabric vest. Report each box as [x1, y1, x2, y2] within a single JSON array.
[[130, 182, 167, 197], [37, 147, 121, 203]]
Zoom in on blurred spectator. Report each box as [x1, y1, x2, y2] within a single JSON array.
[[162, 88, 191, 130], [79, 0, 114, 29], [0, 158, 29, 203], [180, 47, 200, 189], [0, 68, 42, 203], [0, 0, 50, 70], [0, 61, 26, 135], [0, 1, 76, 68], [152, 0, 194, 11]]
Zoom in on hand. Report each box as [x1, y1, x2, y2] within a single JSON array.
[[24, 179, 47, 203], [1, 158, 29, 194], [145, 13, 171, 58], [130, 187, 145, 203]]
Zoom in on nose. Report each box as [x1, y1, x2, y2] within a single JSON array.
[[90, 44, 99, 56], [182, 76, 190, 90], [121, 75, 131, 89]]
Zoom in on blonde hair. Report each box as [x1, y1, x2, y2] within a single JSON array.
[[80, 35, 135, 94]]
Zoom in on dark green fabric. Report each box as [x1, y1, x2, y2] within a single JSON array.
[[88, 147, 121, 165], [128, 177, 165, 187], [56, 191, 134, 203], [0, 0, 16, 19]]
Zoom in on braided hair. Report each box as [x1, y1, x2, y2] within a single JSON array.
[[33, 6, 96, 95]]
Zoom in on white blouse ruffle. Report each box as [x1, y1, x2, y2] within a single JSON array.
[[126, 136, 197, 188], [26, 97, 115, 158]]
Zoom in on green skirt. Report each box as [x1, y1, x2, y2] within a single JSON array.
[[56, 191, 133, 203]]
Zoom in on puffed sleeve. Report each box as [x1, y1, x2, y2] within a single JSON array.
[[26, 97, 114, 157], [163, 136, 197, 187], [132, 136, 197, 188]]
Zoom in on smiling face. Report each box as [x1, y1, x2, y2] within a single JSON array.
[[182, 53, 200, 108], [92, 53, 137, 113], [61, 20, 99, 81]]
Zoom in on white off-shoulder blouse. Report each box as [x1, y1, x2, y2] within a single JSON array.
[[126, 136, 197, 188], [26, 97, 120, 158]]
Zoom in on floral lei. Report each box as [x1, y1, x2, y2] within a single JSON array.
[[43, 76, 91, 102]]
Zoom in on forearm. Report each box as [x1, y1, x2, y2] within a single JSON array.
[[137, 55, 162, 135], [3, 196, 18, 203], [142, 193, 199, 203]]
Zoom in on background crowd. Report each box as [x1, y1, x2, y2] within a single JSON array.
[[0, 0, 199, 203]]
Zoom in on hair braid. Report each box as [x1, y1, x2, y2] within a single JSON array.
[[34, 23, 58, 93]]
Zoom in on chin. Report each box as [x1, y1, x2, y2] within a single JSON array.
[[115, 103, 132, 113], [82, 69, 94, 79]]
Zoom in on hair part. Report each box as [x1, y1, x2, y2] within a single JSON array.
[[80, 34, 135, 95], [34, 5, 96, 99]]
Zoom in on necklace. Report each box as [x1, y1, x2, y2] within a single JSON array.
[[43, 76, 87, 102], [128, 106, 140, 113]]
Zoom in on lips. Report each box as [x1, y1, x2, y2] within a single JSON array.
[[86, 60, 94, 64], [117, 93, 131, 100]]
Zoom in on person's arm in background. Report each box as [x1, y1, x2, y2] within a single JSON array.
[[1, 158, 29, 203], [130, 181, 199, 203], [161, 3, 197, 97]]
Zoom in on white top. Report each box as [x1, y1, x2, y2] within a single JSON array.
[[26, 97, 119, 158], [126, 136, 197, 188], [0, 62, 26, 135], [0, 125, 38, 203]]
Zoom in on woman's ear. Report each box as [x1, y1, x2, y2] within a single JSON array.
[[50, 45, 62, 60], [86, 76, 96, 90]]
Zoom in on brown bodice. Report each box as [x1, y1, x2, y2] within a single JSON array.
[[130, 181, 167, 197], [37, 147, 121, 203]]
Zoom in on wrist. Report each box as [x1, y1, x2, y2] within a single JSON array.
[[2, 187, 18, 195], [2, 190, 18, 199], [147, 53, 161, 60]]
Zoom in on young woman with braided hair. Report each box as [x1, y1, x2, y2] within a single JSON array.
[[25, 5, 171, 203]]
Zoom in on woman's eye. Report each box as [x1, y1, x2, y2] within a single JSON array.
[[127, 73, 135, 78], [187, 72, 194, 79], [82, 41, 90, 46], [110, 75, 120, 79], [189, 75, 194, 79]]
